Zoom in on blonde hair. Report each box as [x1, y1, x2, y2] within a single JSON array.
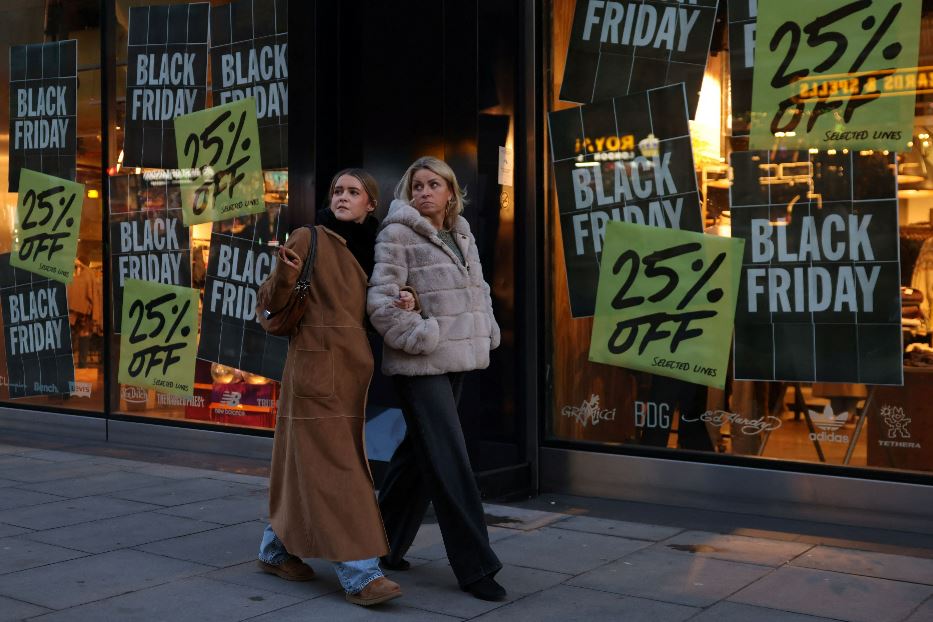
[[394, 156, 467, 230], [327, 168, 380, 210]]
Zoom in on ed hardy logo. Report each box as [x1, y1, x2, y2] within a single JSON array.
[[561, 394, 617, 427], [878, 405, 921, 449], [808, 405, 849, 443]]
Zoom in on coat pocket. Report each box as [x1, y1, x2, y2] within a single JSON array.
[[291, 348, 335, 399]]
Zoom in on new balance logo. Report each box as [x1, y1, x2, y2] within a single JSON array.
[[220, 391, 242, 408], [808, 405, 850, 443]]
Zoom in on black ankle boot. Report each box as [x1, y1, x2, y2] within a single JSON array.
[[380, 556, 411, 571], [462, 576, 507, 601]]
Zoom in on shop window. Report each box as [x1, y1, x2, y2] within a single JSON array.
[[545, 0, 933, 475], [0, 2, 104, 413]]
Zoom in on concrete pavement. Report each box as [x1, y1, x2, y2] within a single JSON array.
[[0, 438, 932, 621]]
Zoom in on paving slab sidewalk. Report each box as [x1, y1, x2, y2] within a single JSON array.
[[0, 441, 931, 622]]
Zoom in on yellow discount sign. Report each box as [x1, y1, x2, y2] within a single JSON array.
[[589, 222, 744, 389], [10, 169, 84, 284], [118, 279, 198, 397], [750, 0, 922, 152], [174, 97, 264, 226]]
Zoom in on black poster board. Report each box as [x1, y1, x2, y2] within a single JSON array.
[[197, 203, 289, 381], [0, 254, 74, 398], [559, 0, 719, 117], [727, 0, 755, 137], [548, 83, 703, 317], [8, 40, 77, 192], [123, 3, 209, 169], [211, 0, 289, 168], [730, 150, 903, 385], [109, 173, 192, 333]]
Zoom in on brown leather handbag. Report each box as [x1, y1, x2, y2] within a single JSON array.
[[257, 225, 318, 336]]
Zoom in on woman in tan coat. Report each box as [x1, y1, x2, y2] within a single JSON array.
[[256, 169, 411, 606]]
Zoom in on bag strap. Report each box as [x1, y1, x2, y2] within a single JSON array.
[[294, 224, 318, 293], [263, 225, 319, 320]]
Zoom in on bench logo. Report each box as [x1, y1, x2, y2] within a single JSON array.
[[808, 405, 849, 444], [561, 394, 617, 427]]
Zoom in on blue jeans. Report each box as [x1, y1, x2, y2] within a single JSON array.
[[259, 524, 383, 594]]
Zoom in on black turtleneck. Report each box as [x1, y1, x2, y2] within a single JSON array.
[[315, 208, 379, 278]]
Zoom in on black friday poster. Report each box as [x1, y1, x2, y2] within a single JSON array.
[[559, 0, 720, 117], [548, 83, 703, 318], [0, 254, 75, 398], [210, 0, 289, 168], [123, 3, 209, 169], [196, 203, 289, 381], [109, 173, 192, 334], [8, 40, 77, 192], [730, 150, 902, 385], [727, 0, 755, 137]]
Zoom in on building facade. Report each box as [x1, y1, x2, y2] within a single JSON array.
[[1, 0, 931, 530]]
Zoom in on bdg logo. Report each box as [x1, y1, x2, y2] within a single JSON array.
[[878, 405, 922, 449], [808, 405, 850, 444], [634, 401, 671, 429], [561, 394, 617, 427]]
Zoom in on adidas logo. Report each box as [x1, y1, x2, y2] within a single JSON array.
[[808, 405, 850, 443]]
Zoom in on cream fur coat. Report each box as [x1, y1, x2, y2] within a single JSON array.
[[367, 199, 500, 376]]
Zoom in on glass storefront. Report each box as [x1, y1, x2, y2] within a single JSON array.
[[544, 0, 933, 477], [0, 0, 289, 432]]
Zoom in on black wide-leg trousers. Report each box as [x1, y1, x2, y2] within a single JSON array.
[[378, 372, 502, 587]]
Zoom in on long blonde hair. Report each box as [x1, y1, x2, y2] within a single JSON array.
[[394, 157, 467, 230]]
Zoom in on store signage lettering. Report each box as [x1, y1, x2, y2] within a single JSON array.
[[808, 405, 850, 443], [560, 0, 719, 115], [11, 169, 84, 284], [730, 150, 902, 385], [590, 222, 743, 389], [548, 84, 703, 317], [634, 401, 671, 429], [680, 410, 783, 435], [207, 244, 275, 321], [124, 3, 209, 168], [116, 218, 184, 284], [745, 216, 879, 313], [8, 40, 77, 192], [14, 87, 70, 148], [118, 279, 198, 397], [7, 288, 64, 354], [0, 255, 74, 398], [579, 0, 702, 52], [217, 45, 288, 118], [878, 404, 921, 449], [749, 0, 921, 151], [174, 97, 264, 225], [560, 394, 617, 427], [131, 52, 199, 120], [211, 0, 289, 167]]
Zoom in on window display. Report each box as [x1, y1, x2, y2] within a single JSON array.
[[546, 0, 933, 475]]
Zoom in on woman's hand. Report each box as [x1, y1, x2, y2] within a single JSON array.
[[277, 246, 301, 272], [393, 290, 415, 311]]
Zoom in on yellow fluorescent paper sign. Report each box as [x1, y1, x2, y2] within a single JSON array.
[[589, 222, 744, 389], [750, 0, 922, 152]]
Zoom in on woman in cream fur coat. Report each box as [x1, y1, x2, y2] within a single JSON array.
[[367, 156, 506, 602]]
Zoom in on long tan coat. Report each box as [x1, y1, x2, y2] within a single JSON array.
[[259, 225, 388, 561]]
